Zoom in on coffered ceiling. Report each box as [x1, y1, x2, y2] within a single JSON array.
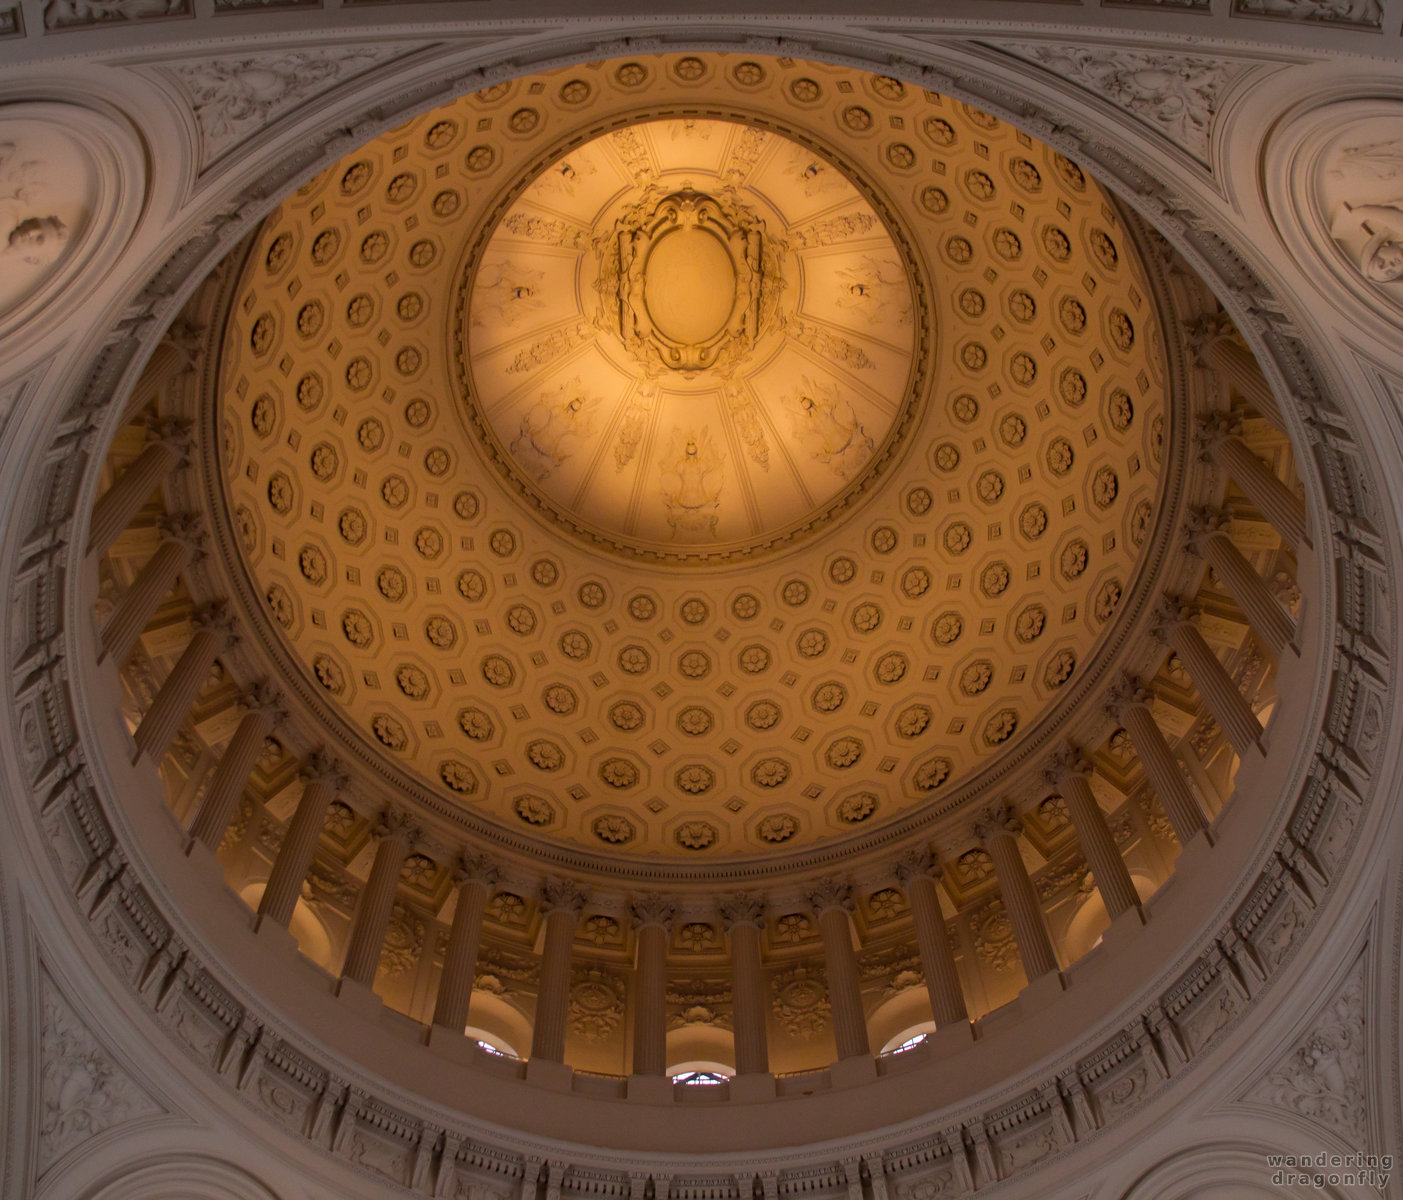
[[216, 52, 1166, 861]]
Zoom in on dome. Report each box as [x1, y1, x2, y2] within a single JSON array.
[[216, 59, 1166, 864], [2, 16, 1396, 1200]]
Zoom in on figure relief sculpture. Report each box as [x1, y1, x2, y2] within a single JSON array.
[[0, 134, 82, 311], [659, 427, 725, 538], [832, 255, 913, 327], [510, 377, 596, 482], [472, 260, 548, 328], [1323, 127, 1403, 288], [788, 376, 874, 480]]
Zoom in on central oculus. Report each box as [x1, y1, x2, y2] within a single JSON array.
[[606, 186, 773, 372], [644, 227, 735, 345], [457, 118, 921, 562]]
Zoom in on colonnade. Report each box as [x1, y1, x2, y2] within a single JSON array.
[[86, 320, 1305, 1080]]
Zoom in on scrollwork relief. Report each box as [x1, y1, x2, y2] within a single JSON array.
[[1243, 955, 1367, 1147], [998, 44, 1250, 163], [38, 970, 163, 1174], [163, 47, 406, 165]]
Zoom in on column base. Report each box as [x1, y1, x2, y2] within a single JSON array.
[[525, 1057, 574, 1091], [1018, 969, 1066, 1013], [426, 1023, 480, 1068], [727, 1072, 776, 1102], [829, 1054, 878, 1087], [1098, 905, 1147, 957], [184, 835, 223, 877], [335, 975, 385, 1021], [1175, 827, 1215, 879], [627, 1073, 675, 1103], [251, 912, 298, 957], [929, 1020, 976, 1054]]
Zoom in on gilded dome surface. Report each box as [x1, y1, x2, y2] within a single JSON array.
[[217, 54, 1167, 863]]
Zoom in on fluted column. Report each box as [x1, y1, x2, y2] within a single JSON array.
[[257, 752, 347, 927], [807, 880, 870, 1060], [1186, 508, 1296, 659], [974, 806, 1060, 981], [132, 603, 236, 762], [1045, 748, 1140, 919], [1106, 676, 1208, 845], [629, 894, 676, 1076], [432, 853, 501, 1031], [340, 809, 419, 987], [188, 682, 285, 848], [100, 513, 205, 663], [1198, 416, 1307, 548], [893, 852, 968, 1027], [719, 894, 769, 1074], [88, 418, 193, 554], [1190, 317, 1283, 428], [122, 337, 196, 421], [531, 880, 587, 1063], [1156, 596, 1264, 757]]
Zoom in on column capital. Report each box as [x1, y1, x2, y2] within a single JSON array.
[[301, 750, 349, 793], [1104, 672, 1156, 720], [629, 893, 677, 932], [161, 315, 207, 357], [972, 802, 1022, 846], [375, 806, 420, 849], [805, 877, 853, 915], [237, 680, 286, 729], [1183, 505, 1231, 556], [158, 510, 207, 552], [453, 851, 502, 888], [718, 892, 767, 930], [1184, 311, 1236, 358], [539, 878, 588, 917], [893, 848, 941, 887], [191, 600, 240, 650], [1044, 743, 1094, 789], [1150, 593, 1198, 643], [143, 415, 195, 462], [1193, 412, 1245, 459]]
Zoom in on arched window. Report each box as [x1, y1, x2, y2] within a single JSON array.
[[464, 1026, 520, 1060], [667, 1060, 735, 1085], [880, 1022, 936, 1054]]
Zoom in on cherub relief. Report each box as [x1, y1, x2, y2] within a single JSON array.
[[1326, 135, 1403, 284], [832, 255, 912, 328], [787, 376, 874, 480], [659, 427, 725, 538], [0, 141, 70, 269], [509, 378, 596, 481], [471, 260, 547, 328]]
